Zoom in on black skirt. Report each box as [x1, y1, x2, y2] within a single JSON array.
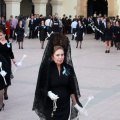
[[0, 55, 11, 89], [17, 35, 24, 42], [45, 95, 70, 120]]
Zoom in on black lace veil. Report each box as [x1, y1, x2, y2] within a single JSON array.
[[32, 33, 82, 120]]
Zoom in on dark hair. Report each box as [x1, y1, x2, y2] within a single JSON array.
[[0, 25, 6, 34]]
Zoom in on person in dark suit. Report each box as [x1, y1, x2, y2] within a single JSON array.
[[68, 15, 72, 34], [28, 15, 36, 39], [94, 17, 101, 40], [62, 14, 66, 34], [100, 18, 106, 42]]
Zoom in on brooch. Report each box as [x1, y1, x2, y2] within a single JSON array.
[[62, 66, 70, 76], [7, 42, 11, 48]]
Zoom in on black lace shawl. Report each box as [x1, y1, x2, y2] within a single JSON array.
[[32, 33, 82, 120]]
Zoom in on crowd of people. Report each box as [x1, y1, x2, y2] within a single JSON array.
[[0, 14, 120, 51]]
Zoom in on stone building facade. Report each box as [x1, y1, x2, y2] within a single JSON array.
[[0, 0, 120, 20]]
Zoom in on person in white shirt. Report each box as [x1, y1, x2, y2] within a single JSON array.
[[45, 16, 53, 33], [25, 16, 30, 37], [71, 19, 77, 40]]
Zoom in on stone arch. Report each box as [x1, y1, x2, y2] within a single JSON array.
[[20, 0, 34, 16], [87, 0, 108, 17]]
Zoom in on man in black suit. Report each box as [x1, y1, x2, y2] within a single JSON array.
[[100, 18, 106, 41], [94, 16, 101, 40], [28, 14, 36, 39], [68, 15, 72, 34]]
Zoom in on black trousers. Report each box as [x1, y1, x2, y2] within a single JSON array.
[[71, 28, 76, 40]]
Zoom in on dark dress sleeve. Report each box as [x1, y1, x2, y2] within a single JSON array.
[[9, 42, 14, 59]]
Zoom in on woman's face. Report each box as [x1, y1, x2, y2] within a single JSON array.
[[78, 20, 81, 25], [52, 49, 64, 66], [116, 21, 119, 26], [41, 21, 44, 25], [19, 21, 22, 26], [0, 32, 5, 41]]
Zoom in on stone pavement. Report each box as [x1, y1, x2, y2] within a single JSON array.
[[0, 34, 120, 120]]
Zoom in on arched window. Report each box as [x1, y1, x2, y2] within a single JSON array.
[[20, 0, 34, 16]]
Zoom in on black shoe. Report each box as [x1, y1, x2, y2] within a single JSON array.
[[4, 93, 8, 100], [76, 46, 78, 48], [21, 47, 23, 49], [80, 46, 81, 49], [105, 50, 108, 53], [108, 50, 110, 53], [0, 103, 5, 111]]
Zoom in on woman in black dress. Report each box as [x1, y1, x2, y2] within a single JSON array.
[[38, 20, 47, 49], [16, 20, 24, 49], [0, 25, 16, 109], [104, 22, 113, 53], [75, 20, 84, 49], [113, 20, 120, 50], [33, 33, 86, 120]]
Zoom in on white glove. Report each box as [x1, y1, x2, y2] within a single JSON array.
[[74, 33, 77, 37], [83, 33, 85, 37], [74, 104, 88, 116], [15, 33, 17, 36], [48, 34, 50, 37], [0, 70, 7, 77], [15, 62, 22, 67], [38, 33, 39, 37], [24, 33, 27, 37], [48, 91, 59, 101]]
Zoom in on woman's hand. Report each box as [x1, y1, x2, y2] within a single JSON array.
[[12, 59, 16, 64], [48, 91, 59, 101], [74, 103, 88, 116]]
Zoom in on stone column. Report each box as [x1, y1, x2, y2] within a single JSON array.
[[79, 0, 87, 18], [51, 0, 63, 18], [4, 0, 21, 20], [107, 0, 116, 16], [32, 0, 47, 16]]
